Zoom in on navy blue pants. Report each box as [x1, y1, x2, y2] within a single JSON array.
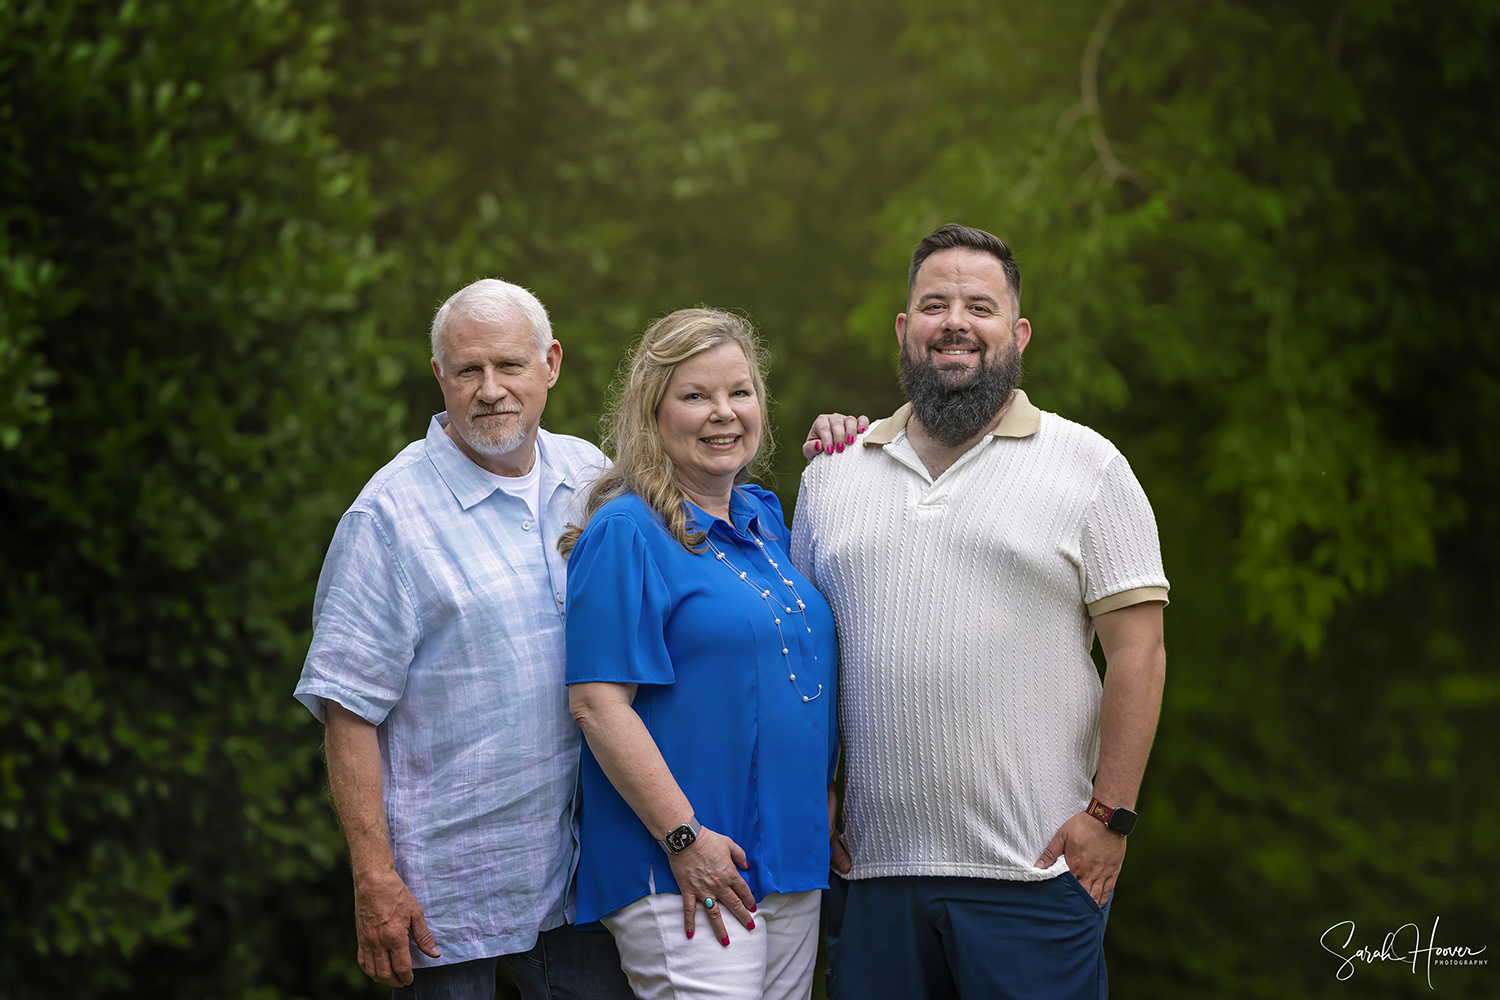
[[392, 922, 634, 1000], [824, 874, 1111, 1000]]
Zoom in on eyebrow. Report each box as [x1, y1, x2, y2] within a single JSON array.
[[454, 352, 532, 366], [675, 378, 754, 392], [917, 291, 1000, 306]]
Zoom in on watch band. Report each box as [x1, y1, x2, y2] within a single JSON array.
[[657, 815, 702, 855], [1085, 797, 1138, 836]]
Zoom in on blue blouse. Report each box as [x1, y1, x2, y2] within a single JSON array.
[[564, 485, 839, 923]]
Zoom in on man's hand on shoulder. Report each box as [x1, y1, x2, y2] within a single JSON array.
[[803, 413, 869, 460], [353, 866, 441, 987], [1035, 811, 1127, 908]]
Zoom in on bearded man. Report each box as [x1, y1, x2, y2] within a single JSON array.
[[792, 224, 1170, 1000]]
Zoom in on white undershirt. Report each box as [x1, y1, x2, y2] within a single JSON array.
[[482, 445, 542, 520]]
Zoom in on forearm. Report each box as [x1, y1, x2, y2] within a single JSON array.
[[570, 684, 693, 839], [324, 700, 396, 881], [1091, 603, 1167, 808]]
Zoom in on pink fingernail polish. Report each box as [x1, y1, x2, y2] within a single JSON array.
[[846, 434, 854, 445], [687, 929, 694, 938], [814, 440, 822, 453], [721, 936, 730, 947], [747, 920, 756, 930], [836, 443, 845, 453], [750, 904, 757, 913]]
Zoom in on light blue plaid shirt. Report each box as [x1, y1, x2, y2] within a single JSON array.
[[295, 414, 607, 965]]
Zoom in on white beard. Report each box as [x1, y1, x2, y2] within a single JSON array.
[[460, 409, 530, 456]]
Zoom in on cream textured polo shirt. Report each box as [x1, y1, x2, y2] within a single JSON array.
[[790, 390, 1168, 881]]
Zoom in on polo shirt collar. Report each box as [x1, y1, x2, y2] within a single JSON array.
[[425, 413, 576, 511], [862, 389, 1040, 446]]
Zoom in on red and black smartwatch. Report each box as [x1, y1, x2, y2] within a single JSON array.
[[1085, 797, 1138, 836]]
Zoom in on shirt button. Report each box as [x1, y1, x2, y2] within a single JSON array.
[[556, 594, 565, 604], [522, 521, 532, 530]]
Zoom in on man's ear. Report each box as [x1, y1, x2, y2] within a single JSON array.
[[895, 312, 908, 350], [431, 356, 443, 381], [545, 340, 563, 387], [1013, 317, 1033, 355]]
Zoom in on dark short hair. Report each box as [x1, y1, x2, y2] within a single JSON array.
[[907, 224, 1021, 316]]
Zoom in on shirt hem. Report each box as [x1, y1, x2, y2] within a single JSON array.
[[292, 680, 390, 726], [411, 908, 570, 967], [564, 675, 675, 687], [1087, 585, 1169, 616], [844, 860, 1069, 882], [582, 875, 831, 925]]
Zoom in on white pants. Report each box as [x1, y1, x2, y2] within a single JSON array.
[[602, 889, 822, 1000]]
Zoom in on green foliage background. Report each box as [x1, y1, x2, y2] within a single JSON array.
[[2, 0, 1495, 997]]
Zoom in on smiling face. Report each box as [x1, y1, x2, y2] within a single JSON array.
[[896, 247, 1030, 376], [432, 310, 562, 475], [655, 341, 763, 502], [895, 248, 1033, 448]]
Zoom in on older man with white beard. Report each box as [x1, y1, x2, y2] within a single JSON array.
[[795, 224, 1170, 1000], [294, 279, 634, 1000]]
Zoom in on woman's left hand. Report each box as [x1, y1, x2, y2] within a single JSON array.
[[665, 827, 757, 945]]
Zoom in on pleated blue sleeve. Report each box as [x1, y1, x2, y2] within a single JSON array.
[[565, 513, 676, 686]]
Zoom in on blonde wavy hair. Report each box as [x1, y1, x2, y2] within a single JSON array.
[[559, 308, 775, 558]]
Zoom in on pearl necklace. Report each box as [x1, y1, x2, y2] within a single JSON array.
[[704, 530, 823, 704]]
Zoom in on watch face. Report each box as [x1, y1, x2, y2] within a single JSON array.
[[664, 825, 697, 853], [1106, 808, 1138, 835]]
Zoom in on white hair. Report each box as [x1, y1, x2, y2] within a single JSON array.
[[430, 278, 555, 371]]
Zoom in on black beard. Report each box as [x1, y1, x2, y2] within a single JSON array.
[[898, 334, 1024, 448]]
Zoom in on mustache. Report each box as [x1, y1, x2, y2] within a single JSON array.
[[468, 404, 523, 418], [928, 332, 983, 351]]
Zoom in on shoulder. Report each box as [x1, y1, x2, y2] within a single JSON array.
[[571, 493, 676, 569], [579, 492, 661, 542], [539, 429, 608, 477], [1031, 410, 1124, 481], [345, 438, 437, 519], [798, 423, 890, 497]]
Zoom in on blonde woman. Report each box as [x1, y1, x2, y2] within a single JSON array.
[[561, 309, 839, 1000]]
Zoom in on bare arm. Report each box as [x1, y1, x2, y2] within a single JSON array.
[[1035, 601, 1166, 905], [569, 682, 756, 945], [1092, 601, 1167, 808], [325, 701, 440, 986]]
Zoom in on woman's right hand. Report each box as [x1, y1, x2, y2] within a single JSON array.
[[665, 827, 757, 945]]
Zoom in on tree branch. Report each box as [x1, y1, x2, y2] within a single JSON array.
[[1081, 0, 1148, 187]]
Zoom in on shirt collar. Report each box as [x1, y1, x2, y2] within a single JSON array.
[[425, 413, 575, 511], [683, 487, 762, 540], [862, 389, 1041, 447]]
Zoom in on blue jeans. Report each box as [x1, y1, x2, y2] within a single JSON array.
[[825, 873, 1111, 1000], [393, 922, 635, 1000]]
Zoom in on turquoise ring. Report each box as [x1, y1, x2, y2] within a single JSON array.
[[703, 896, 716, 910]]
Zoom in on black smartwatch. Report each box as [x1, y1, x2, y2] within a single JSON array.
[[1085, 797, 1138, 836], [657, 815, 702, 855]]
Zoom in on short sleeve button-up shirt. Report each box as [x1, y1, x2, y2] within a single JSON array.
[[563, 487, 839, 924], [295, 415, 606, 964]]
